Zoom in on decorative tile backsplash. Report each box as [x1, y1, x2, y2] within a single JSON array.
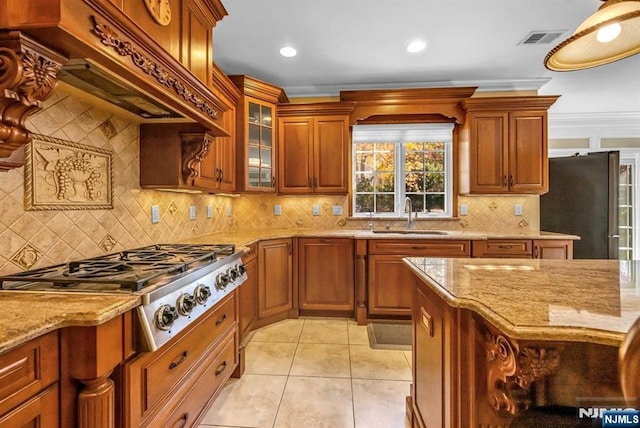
[[0, 88, 539, 275]]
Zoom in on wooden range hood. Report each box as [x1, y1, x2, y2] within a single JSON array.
[[0, 0, 230, 170]]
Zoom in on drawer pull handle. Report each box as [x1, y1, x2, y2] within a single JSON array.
[[412, 246, 427, 250], [421, 307, 433, 337], [215, 361, 228, 376], [177, 412, 189, 428], [169, 351, 188, 370], [216, 313, 227, 326], [497, 245, 513, 249]]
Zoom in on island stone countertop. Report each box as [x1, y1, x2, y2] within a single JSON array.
[[404, 257, 640, 346], [0, 292, 140, 354]]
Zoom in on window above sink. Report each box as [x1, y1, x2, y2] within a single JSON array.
[[352, 123, 454, 219]]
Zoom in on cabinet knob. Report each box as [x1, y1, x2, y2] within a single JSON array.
[[509, 175, 514, 187], [503, 175, 508, 186]]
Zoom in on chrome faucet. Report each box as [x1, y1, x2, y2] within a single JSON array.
[[404, 197, 417, 230]]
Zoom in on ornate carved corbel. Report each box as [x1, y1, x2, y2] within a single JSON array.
[[0, 32, 67, 170], [180, 132, 213, 184], [486, 330, 563, 417]]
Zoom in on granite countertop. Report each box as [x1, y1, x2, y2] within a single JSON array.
[[0, 228, 577, 354], [182, 228, 578, 248], [404, 257, 640, 346], [0, 292, 140, 354]]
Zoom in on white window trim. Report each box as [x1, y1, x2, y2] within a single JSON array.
[[351, 123, 454, 218]]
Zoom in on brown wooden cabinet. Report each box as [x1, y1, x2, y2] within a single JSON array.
[[123, 293, 237, 427], [239, 243, 258, 341], [460, 96, 559, 195], [277, 103, 355, 194], [231, 76, 288, 192], [0, 331, 59, 426], [297, 238, 354, 314], [140, 123, 235, 193], [471, 239, 573, 259], [533, 239, 574, 259], [257, 238, 294, 320], [412, 277, 455, 428], [367, 240, 470, 318]]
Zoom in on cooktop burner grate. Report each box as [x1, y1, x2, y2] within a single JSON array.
[[0, 243, 236, 292]]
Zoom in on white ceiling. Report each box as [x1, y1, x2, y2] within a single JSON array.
[[213, 0, 640, 115]]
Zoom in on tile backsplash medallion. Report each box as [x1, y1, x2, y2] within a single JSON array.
[[0, 89, 538, 274]]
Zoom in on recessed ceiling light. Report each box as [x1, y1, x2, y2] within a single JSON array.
[[279, 46, 297, 58], [406, 40, 427, 54]]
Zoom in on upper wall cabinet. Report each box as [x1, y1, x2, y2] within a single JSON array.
[[459, 96, 559, 195], [230, 76, 288, 193], [278, 103, 355, 195]]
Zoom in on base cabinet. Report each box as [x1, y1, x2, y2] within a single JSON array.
[[123, 293, 238, 427], [0, 331, 59, 426], [472, 239, 573, 259], [368, 240, 470, 318], [258, 239, 294, 320], [239, 243, 258, 341], [297, 238, 354, 314]]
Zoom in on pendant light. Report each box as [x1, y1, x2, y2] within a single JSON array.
[[545, 0, 640, 71]]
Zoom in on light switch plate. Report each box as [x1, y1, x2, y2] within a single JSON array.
[[332, 205, 343, 216], [514, 204, 523, 216], [151, 205, 160, 224], [312, 205, 320, 216], [206, 206, 212, 218], [460, 204, 468, 216], [189, 205, 196, 220], [274, 204, 282, 216], [226, 205, 232, 217]]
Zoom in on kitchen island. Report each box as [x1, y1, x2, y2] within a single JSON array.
[[404, 257, 640, 428]]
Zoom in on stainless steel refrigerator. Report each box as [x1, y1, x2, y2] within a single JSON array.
[[540, 151, 620, 259]]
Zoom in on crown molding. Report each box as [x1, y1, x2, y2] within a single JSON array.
[[548, 111, 640, 138], [282, 78, 552, 98]]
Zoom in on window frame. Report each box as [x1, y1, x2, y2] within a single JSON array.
[[351, 123, 454, 218]]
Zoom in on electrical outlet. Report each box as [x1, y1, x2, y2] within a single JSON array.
[[189, 205, 196, 220], [332, 205, 343, 216], [274, 204, 282, 216], [206, 206, 212, 218], [151, 205, 160, 224], [460, 204, 468, 216], [312, 205, 320, 216], [514, 204, 523, 216], [226, 205, 232, 217]]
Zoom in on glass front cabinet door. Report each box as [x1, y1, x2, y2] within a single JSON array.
[[231, 75, 286, 193]]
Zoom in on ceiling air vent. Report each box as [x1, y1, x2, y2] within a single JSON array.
[[518, 31, 565, 45]]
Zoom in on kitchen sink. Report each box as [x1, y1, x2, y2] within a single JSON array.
[[371, 230, 450, 235]]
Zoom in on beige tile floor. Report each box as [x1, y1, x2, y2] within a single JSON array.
[[199, 318, 413, 428]]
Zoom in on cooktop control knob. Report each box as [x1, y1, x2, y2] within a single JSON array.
[[176, 293, 196, 315], [155, 304, 179, 331], [227, 266, 239, 280], [237, 263, 246, 275], [193, 284, 211, 304], [216, 272, 230, 290]]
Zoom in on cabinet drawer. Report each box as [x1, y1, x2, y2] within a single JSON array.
[[471, 240, 532, 257], [368, 239, 470, 256], [140, 293, 236, 412], [0, 331, 58, 416], [144, 330, 237, 428], [0, 383, 58, 427]]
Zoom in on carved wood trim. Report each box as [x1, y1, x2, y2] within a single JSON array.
[[90, 16, 220, 120], [486, 330, 563, 417], [339, 87, 477, 125], [77, 375, 115, 428], [181, 132, 213, 183], [0, 32, 67, 169]]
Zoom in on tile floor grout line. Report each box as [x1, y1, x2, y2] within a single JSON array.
[[271, 317, 304, 428]]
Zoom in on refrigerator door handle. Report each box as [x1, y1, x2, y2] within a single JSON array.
[[608, 234, 620, 238]]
